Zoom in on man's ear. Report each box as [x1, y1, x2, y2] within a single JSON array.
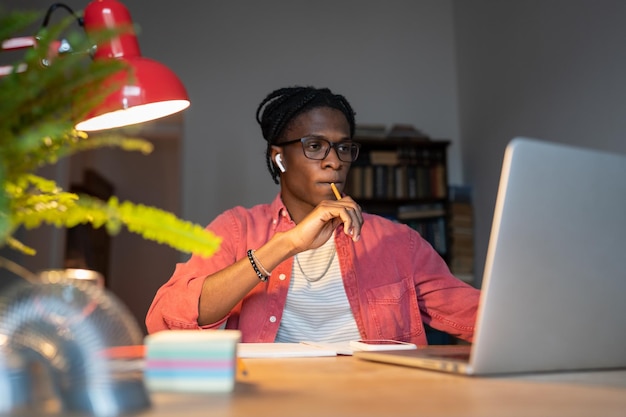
[[270, 146, 284, 172], [270, 146, 281, 160]]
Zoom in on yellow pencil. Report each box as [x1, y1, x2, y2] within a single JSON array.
[[330, 183, 342, 200]]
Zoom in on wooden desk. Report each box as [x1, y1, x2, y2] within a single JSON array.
[[146, 356, 626, 417]]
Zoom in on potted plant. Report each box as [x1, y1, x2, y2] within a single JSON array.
[[0, 8, 221, 273], [0, 7, 220, 415]]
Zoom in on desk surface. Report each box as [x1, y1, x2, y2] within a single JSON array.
[[146, 356, 626, 417]]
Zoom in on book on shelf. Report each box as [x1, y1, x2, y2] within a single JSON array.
[[448, 185, 472, 203], [385, 166, 395, 199], [406, 166, 417, 199], [394, 165, 407, 199], [354, 124, 387, 140], [450, 256, 474, 274], [347, 165, 363, 199], [430, 154, 447, 199], [449, 204, 474, 229], [454, 273, 475, 285], [374, 165, 387, 199], [354, 123, 433, 141], [449, 216, 473, 230], [450, 233, 474, 249], [396, 203, 446, 220], [447, 186, 475, 284], [406, 216, 447, 255], [369, 150, 400, 165], [362, 166, 374, 199], [386, 124, 430, 140], [450, 201, 473, 215]]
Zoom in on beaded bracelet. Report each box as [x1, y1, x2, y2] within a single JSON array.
[[253, 251, 272, 277], [247, 249, 270, 282]]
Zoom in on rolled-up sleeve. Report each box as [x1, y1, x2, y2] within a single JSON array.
[[145, 211, 240, 333]]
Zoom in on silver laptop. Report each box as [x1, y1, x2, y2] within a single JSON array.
[[355, 137, 626, 375]]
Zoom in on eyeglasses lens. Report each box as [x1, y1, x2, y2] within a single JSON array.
[[302, 138, 360, 162]]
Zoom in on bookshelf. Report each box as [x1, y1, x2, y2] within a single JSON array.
[[346, 137, 451, 262], [346, 136, 457, 345], [448, 185, 475, 285]]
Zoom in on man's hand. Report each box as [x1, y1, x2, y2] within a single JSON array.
[[289, 197, 363, 251]]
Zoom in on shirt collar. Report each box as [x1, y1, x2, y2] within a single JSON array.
[[269, 193, 293, 229]]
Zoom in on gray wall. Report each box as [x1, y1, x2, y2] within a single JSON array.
[[123, 0, 463, 225], [4, 0, 626, 323], [454, 0, 626, 283]]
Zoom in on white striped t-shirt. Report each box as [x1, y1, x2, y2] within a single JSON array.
[[275, 235, 361, 343]]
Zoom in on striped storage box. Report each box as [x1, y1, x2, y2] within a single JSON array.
[[144, 330, 241, 392]]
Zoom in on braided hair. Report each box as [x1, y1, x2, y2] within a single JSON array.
[[256, 86, 356, 184]]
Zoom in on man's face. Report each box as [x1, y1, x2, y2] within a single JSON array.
[[272, 107, 352, 221]]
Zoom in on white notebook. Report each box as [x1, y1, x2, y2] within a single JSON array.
[[237, 342, 339, 358]]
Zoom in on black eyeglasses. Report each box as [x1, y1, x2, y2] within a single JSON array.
[[278, 137, 361, 162]]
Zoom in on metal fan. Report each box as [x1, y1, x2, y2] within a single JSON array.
[[0, 269, 150, 416]]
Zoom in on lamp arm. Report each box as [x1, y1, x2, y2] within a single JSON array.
[[41, 2, 84, 28]]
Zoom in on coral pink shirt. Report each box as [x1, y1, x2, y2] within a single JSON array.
[[145, 194, 480, 345]]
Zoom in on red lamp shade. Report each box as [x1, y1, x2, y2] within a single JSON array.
[[75, 0, 190, 131]]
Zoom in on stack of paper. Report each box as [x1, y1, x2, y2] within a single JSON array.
[[144, 330, 241, 392]]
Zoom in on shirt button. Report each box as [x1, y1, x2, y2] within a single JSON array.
[[269, 316, 277, 323], [279, 274, 286, 281], [272, 219, 277, 225]]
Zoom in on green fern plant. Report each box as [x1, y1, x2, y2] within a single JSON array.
[[0, 8, 221, 268]]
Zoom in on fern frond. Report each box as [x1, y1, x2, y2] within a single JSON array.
[[5, 236, 36, 256], [113, 198, 222, 258], [10, 190, 221, 258], [58, 133, 154, 155]]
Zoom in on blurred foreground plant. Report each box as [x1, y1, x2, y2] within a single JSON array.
[[0, 8, 221, 271]]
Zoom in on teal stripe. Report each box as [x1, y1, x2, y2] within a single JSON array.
[[145, 369, 234, 378], [147, 348, 235, 360]]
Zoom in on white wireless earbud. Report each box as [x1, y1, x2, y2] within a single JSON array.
[[275, 154, 286, 173]]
